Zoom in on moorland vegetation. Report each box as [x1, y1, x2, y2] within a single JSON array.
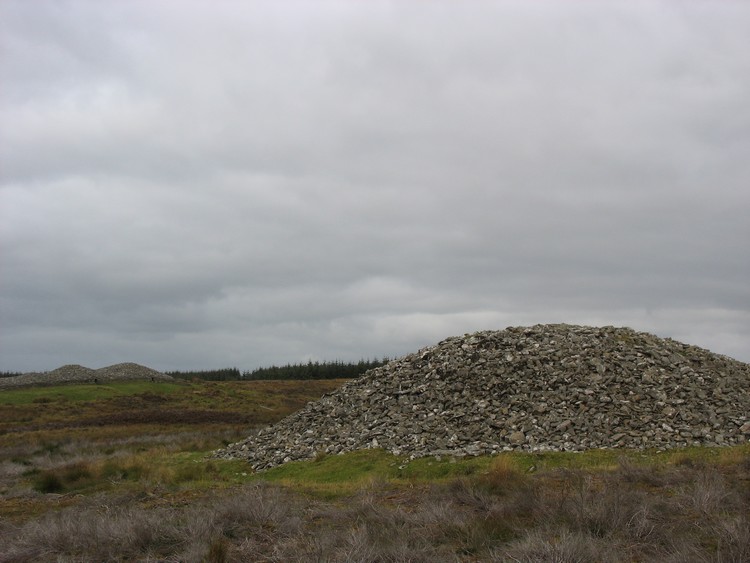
[[1, 377, 748, 562]]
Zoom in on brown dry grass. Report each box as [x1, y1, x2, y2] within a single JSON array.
[[2, 459, 749, 562], [0, 379, 345, 525], [1, 378, 749, 562]]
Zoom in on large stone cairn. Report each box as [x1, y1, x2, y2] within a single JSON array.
[[0, 362, 173, 389], [216, 324, 750, 471]]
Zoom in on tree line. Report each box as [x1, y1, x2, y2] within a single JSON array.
[[243, 358, 390, 380], [165, 368, 242, 381], [164, 359, 390, 382]]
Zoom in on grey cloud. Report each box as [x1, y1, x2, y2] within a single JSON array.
[[2, 1, 749, 371]]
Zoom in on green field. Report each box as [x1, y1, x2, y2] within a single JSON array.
[[1, 379, 748, 562], [0, 381, 185, 405]]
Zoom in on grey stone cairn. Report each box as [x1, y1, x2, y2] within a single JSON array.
[[216, 324, 750, 471]]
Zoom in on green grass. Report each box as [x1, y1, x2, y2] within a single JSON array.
[[158, 451, 253, 488], [253, 444, 750, 496], [0, 381, 185, 405], [258, 449, 523, 494], [262, 449, 399, 485]]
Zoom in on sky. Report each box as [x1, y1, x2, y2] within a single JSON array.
[[1, 0, 749, 373]]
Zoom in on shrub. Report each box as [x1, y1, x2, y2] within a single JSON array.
[[498, 528, 615, 562], [206, 536, 229, 563], [99, 455, 154, 483], [478, 455, 526, 494], [32, 471, 64, 494], [686, 468, 731, 515], [31, 461, 94, 493]]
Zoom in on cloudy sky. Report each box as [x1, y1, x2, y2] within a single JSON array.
[[1, 0, 749, 373]]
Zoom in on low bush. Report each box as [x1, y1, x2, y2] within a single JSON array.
[[100, 457, 148, 482], [3, 458, 750, 563], [31, 471, 64, 494], [30, 461, 95, 494]]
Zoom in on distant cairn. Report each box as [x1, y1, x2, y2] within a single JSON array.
[[0, 362, 173, 389]]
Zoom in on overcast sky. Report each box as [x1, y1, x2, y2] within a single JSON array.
[[1, 0, 749, 373]]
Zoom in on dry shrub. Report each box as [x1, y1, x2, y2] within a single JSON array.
[[276, 484, 464, 562], [476, 455, 528, 497], [615, 456, 667, 487], [423, 481, 522, 555], [181, 482, 301, 561], [672, 452, 707, 469], [547, 468, 671, 553], [99, 456, 149, 483], [0, 544, 42, 563], [712, 515, 750, 562], [0, 483, 299, 562], [415, 494, 470, 533], [206, 536, 229, 563], [210, 482, 294, 538], [5, 503, 178, 561], [335, 526, 381, 562], [30, 460, 96, 493], [445, 477, 496, 512], [326, 496, 458, 563], [717, 447, 750, 467], [685, 469, 732, 515], [2, 457, 749, 563], [497, 528, 615, 563], [0, 460, 30, 481]]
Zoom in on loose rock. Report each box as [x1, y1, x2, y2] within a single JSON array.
[[215, 324, 750, 470]]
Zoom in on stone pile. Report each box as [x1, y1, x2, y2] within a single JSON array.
[[216, 324, 750, 470], [0, 362, 173, 389], [93, 362, 168, 382]]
